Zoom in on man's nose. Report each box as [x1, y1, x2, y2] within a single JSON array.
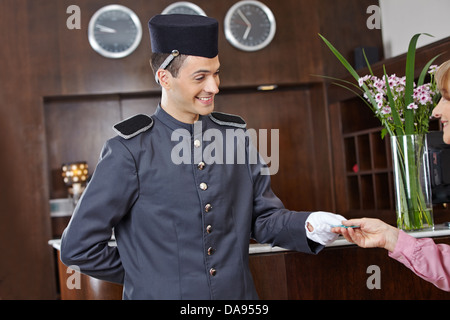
[[205, 76, 219, 94]]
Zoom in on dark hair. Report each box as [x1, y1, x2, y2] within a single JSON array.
[[150, 53, 188, 78]]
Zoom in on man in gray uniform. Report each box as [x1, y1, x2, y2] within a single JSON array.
[[60, 14, 345, 299]]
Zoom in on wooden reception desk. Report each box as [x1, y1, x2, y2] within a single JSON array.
[[49, 225, 450, 300]]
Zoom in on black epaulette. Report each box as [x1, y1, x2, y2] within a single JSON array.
[[209, 112, 246, 128], [113, 114, 154, 139]]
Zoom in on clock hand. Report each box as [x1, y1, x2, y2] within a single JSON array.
[[243, 25, 251, 40], [96, 24, 117, 33], [237, 9, 251, 40], [237, 9, 251, 27]]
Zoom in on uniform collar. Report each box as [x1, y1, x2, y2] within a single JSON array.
[[154, 104, 207, 134]]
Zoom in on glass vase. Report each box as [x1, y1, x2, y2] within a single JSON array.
[[391, 134, 434, 231]]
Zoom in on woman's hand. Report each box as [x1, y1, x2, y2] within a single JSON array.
[[331, 218, 399, 252]]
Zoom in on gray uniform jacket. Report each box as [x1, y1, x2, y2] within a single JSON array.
[[60, 105, 323, 299]]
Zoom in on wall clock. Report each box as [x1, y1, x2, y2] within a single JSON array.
[[224, 0, 276, 52], [88, 5, 143, 59], [162, 2, 206, 16]]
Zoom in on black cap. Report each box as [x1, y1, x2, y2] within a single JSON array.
[[148, 14, 219, 58]]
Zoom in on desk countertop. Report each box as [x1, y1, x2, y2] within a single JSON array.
[[49, 223, 450, 255], [250, 223, 450, 254]]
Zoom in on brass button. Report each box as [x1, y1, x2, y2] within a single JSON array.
[[194, 139, 201, 148], [207, 247, 215, 255], [206, 225, 212, 234], [204, 203, 212, 213], [209, 268, 216, 276], [198, 162, 206, 170], [199, 182, 208, 191]]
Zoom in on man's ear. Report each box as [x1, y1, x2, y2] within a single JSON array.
[[157, 69, 170, 88]]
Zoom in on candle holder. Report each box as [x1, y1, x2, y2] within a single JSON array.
[[61, 161, 89, 206]]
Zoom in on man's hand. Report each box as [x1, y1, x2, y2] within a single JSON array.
[[305, 211, 347, 245]]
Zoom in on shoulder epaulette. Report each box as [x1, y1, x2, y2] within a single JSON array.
[[113, 114, 154, 139], [209, 112, 246, 128]]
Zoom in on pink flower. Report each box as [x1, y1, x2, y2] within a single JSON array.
[[429, 65, 438, 74], [407, 103, 418, 110], [358, 77, 364, 87], [418, 94, 431, 105], [358, 75, 371, 87], [375, 92, 384, 103], [381, 106, 391, 114]]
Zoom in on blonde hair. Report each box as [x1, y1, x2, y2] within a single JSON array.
[[435, 60, 450, 93]]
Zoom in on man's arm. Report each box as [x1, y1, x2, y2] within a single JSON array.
[[60, 138, 139, 284]]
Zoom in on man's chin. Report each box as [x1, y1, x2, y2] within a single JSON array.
[[196, 104, 215, 116]]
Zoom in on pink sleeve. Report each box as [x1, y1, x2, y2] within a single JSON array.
[[389, 230, 450, 292]]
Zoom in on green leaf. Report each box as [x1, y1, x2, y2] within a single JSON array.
[[319, 33, 395, 136], [362, 48, 374, 76], [417, 53, 442, 86], [312, 74, 363, 92], [404, 33, 433, 134], [383, 65, 404, 136], [318, 33, 379, 118], [318, 34, 361, 82], [329, 80, 375, 111]]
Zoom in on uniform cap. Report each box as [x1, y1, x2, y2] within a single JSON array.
[[148, 14, 218, 58]]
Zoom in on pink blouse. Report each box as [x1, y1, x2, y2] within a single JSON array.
[[389, 230, 450, 292]]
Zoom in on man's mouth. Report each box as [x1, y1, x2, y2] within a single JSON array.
[[197, 96, 214, 104]]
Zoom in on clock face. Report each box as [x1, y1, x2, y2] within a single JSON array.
[[88, 5, 142, 59], [162, 1, 206, 16], [224, 0, 276, 52]]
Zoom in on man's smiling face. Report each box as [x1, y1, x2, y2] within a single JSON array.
[[162, 55, 220, 124]]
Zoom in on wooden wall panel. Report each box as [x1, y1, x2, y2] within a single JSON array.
[[317, 0, 384, 79], [44, 95, 160, 199], [0, 0, 57, 299], [248, 237, 450, 300], [120, 96, 159, 120], [215, 86, 333, 211], [285, 237, 450, 300], [44, 97, 121, 198], [32, 0, 383, 96]]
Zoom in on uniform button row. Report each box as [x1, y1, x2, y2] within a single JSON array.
[[194, 140, 216, 278]]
